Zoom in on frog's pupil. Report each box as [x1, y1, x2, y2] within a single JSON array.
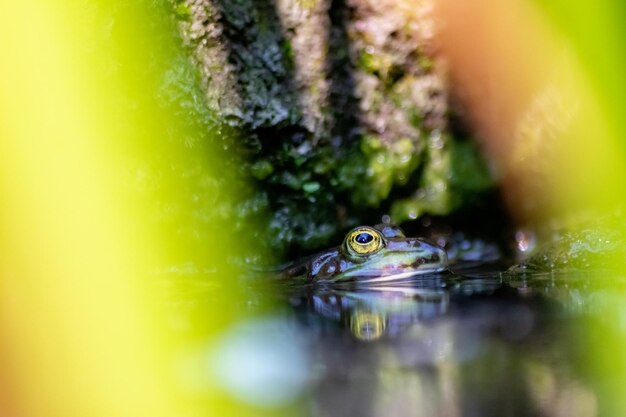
[[355, 232, 373, 244]]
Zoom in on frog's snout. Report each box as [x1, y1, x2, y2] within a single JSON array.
[[431, 244, 448, 268], [413, 239, 448, 270]]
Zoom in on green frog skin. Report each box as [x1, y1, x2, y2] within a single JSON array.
[[281, 224, 448, 283]]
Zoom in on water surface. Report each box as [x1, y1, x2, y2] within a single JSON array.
[[174, 266, 626, 416]]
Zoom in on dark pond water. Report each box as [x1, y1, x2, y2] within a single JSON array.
[[178, 265, 626, 416]]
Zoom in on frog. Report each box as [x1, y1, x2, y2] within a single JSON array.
[[280, 224, 448, 283]]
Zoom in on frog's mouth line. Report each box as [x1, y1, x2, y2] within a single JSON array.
[[336, 248, 448, 282], [354, 249, 448, 282], [356, 266, 447, 283]]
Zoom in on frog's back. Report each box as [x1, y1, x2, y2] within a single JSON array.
[[279, 248, 346, 281]]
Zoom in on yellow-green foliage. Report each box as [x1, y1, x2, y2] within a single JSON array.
[[531, 1, 626, 414], [0, 1, 285, 416]]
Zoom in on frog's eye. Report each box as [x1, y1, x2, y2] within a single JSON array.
[[345, 227, 384, 256]]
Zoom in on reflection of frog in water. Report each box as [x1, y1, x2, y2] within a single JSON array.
[[281, 224, 447, 283], [301, 284, 450, 341]]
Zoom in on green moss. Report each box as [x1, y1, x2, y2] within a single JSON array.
[[250, 159, 275, 180], [417, 150, 455, 215], [173, 1, 191, 19], [353, 135, 423, 206], [520, 226, 626, 271], [390, 135, 493, 223], [278, 171, 305, 190], [335, 150, 367, 189], [390, 199, 423, 221], [450, 141, 493, 193], [359, 50, 380, 73], [312, 155, 334, 175], [302, 181, 321, 193], [358, 50, 397, 80], [267, 196, 339, 253], [417, 55, 434, 72], [281, 39, 294, 64], [297, 0, 319, 11]]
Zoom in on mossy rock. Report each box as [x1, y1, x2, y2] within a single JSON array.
[[170, 0, 496, 256]]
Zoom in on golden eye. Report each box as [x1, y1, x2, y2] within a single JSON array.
[[350, 311, 386, 341], [345, 227, 383, 256]]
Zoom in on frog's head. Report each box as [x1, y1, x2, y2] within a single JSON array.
[[334, 224, 447, 282]]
